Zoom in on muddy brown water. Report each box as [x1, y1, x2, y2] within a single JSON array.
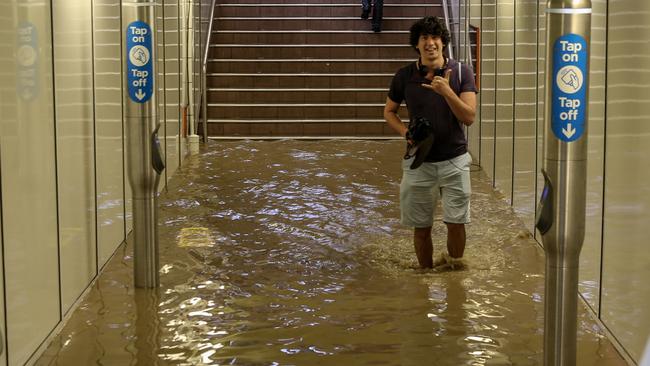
[[36, 140, 626, 365]]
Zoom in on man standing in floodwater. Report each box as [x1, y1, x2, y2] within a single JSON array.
[[383, 16, 478, 269]]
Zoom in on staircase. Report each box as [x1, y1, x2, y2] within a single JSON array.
[[206, 1, 446, 138]]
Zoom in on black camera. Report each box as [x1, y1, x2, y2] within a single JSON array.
[[406, 116, 433, 143]]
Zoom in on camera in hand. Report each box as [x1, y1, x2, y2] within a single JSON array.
[[406, 116, 433, 144], [404, 116, 435, 168]]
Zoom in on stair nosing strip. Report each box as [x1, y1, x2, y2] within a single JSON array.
[[208, 136, 400, 140], [208, 119, 388, 123], [216, 3, 440, 7], [215, 16, 424, 20], [209, 44, 410, 47], [214, 30, 408, 33], [208, 103, 386, 106], [209, 88, 386, 91], [208, 58, 412, 62], [207, 73, 393, 76]]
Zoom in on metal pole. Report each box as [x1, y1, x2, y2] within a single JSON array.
[[123, 0, 165, 288], [536, 1, 591, 365], [201, 0, 218, 142], [202, 66, 208, 142], [441, 0, 454, 59]]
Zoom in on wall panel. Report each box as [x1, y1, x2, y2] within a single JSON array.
[[165, 0, 181, 178], [0, 2, 10, 364], [479, 0, 496, 180], [0, 2, 60, 364], [578, 0, 607, 313], [0, 222, 4, 366], [512, 0, 537, 231], [124, 8, 134, 235], [466, 0, 481, 158], [535, 0, 546, 242], [601, 0, 650, 362], [94, 0, 126, 269], [53, 0, 97, 313], [494, 0, 514, 203], [156, 0, 167, 190]]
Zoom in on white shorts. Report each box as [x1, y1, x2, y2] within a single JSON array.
[[400, 152, 472, 227]]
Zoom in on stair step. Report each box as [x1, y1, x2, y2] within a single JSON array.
[[207, 59, 411, 73], [208, 103, 408, 120], [213, 30, 409, 44], [214, 18, 425, 31], [217, 0, 438, 4], [206, 120, 398, 138], [217, 3, 440, 6], [208, 118, 387, 123], [209, 44, 414, 60], [209, 89, 387, 103], [216, 4, 441, 17], [210, 103, 385, 106], [215, 16, 421, 20], [208, 104, 408, 119], [207, 75, 394, 89]]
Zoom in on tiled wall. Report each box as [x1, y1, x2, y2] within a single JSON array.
[[468, 0, 650, 362], [580, 0, 607, 315], [94, 0, 127, 273], [512, 0, 538, 231], [53, 0, 98, 316], [466, 0, 481, 154], [601, 0, 650, 361], [1, 3, 60, 365], [165, 0, 182, 179], [493, 0, 514, 204], [0, 0, 208, 364], [478, 0, 496, 181]]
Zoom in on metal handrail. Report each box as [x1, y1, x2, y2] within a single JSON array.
[[441, 0, 454, 60], [199, 0, 218, 142], [202, 0, 218, 68]]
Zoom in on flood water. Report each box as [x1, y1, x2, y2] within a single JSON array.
[[37, 140, 626, 365]]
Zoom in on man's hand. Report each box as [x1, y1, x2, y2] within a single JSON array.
[[405, 130, 414, 146], [421, 69, 452, 97]]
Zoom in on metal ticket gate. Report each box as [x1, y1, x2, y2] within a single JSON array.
[[123, 0, 165, 288], [536, 1, 591, 365]]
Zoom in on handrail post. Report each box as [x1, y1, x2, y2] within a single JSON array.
[[202, 65, 208, 142], [198, 0, 217, 143], [441, 0, 454, 59]]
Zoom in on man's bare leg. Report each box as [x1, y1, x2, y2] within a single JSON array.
[[446, 223, 466, 258], [414, 226, 433, 268]]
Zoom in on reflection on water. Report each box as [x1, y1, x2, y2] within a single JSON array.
[[36, 140, 626, 365]]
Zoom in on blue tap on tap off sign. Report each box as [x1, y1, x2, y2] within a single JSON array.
[[127, 21, 153, 103], [552, 33, 587, 142]]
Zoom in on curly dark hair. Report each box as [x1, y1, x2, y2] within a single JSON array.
[[409, 16, 451, 54]]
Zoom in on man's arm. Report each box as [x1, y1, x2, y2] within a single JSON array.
[[384, 97, 408, 138], [443, 90, 476, 126], [422, 69, 476, 126]]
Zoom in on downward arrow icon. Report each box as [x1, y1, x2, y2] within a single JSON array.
[[562, 123, 576, 138], [135, 89, 146, 101]]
